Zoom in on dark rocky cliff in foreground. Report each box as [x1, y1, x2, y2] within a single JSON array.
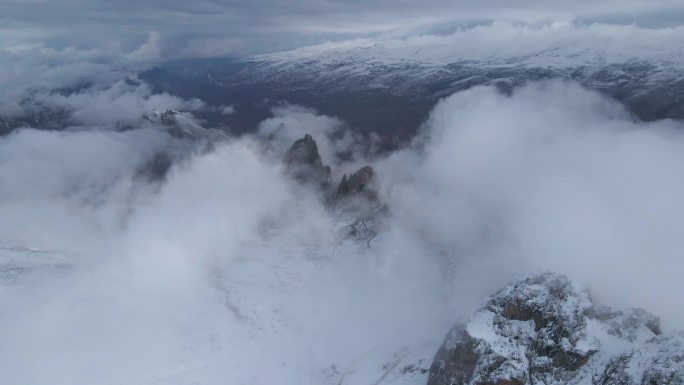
[[428, 273, 683, 385]]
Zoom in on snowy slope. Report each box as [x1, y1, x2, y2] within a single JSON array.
[[0, 239, 72, 293], [0, 234, 448, 385], [239, 22, 684, 123], [251, 22, 684, 79]]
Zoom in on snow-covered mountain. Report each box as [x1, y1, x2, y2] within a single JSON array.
[[7, 23, 684, 149], [244, 22, 684, 118], [252, 22, 684, 76], [135, 23, 684, 149]]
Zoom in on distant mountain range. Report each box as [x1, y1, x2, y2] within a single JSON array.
[[141, 29, 684, 149], [6, 25, 684, 151]]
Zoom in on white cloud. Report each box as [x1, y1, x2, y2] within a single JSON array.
[[219, 104, 235, 115], [0, 39, 211, 129], [0, 45, 117, 116], [125, 31, 163, 63], [2, 79, 684, 383], [378, 81, 684, 326], [257, 104, 372, 170], [31, 80, 205, 127]]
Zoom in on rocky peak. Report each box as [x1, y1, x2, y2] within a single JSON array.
[[283, 134, 332, 188], [159, 109, 182, 126], [428, 273, 683, 385], [280, 135, 386, 244], [284, 134, 322, 166], [337, 165, 377, 200], [142, 109, 180, 126]]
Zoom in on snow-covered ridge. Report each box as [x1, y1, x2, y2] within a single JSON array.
[[239, 22, 684, 124], [252, 22, 684, 70]]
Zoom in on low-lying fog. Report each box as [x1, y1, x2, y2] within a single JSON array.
[[1, 81, 683, 384]]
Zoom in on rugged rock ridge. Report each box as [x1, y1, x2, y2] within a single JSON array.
[[142, 109, 229, 142], [135, 110, 230, 181], [428, 273, 684, 385], [282, 134, 384, 242], [283, 134, 378, 201]]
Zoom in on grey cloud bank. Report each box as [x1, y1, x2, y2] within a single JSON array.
[[3, 0, 684, 58]]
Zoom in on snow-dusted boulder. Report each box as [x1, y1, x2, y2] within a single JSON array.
[[427, 273, 684, 385]]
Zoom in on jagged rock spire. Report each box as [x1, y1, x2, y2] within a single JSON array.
[[337, 165, 376, 199], [283, 134, 331, 188], [284, 134, 322, 166]]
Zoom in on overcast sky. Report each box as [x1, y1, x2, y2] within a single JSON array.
[[3, 0, 684, 58]]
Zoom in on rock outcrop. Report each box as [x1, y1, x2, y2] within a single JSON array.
[[283, 134, 332, 188], [282, 134, 385, 244], [133, 109, 230, 181], [334, 165, 384, 243], [428, 273, 684, 385], [336, 165, 377, 201]]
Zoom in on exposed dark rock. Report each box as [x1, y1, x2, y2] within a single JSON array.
[[283, 134, 332, 188], [336, 165, 377, 200], [428, 273, 684, 385], [284, 134, 322, 166], [333, 165, 384, 245], [281, 134, 385, 245], [429, 328, 480, 385]]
